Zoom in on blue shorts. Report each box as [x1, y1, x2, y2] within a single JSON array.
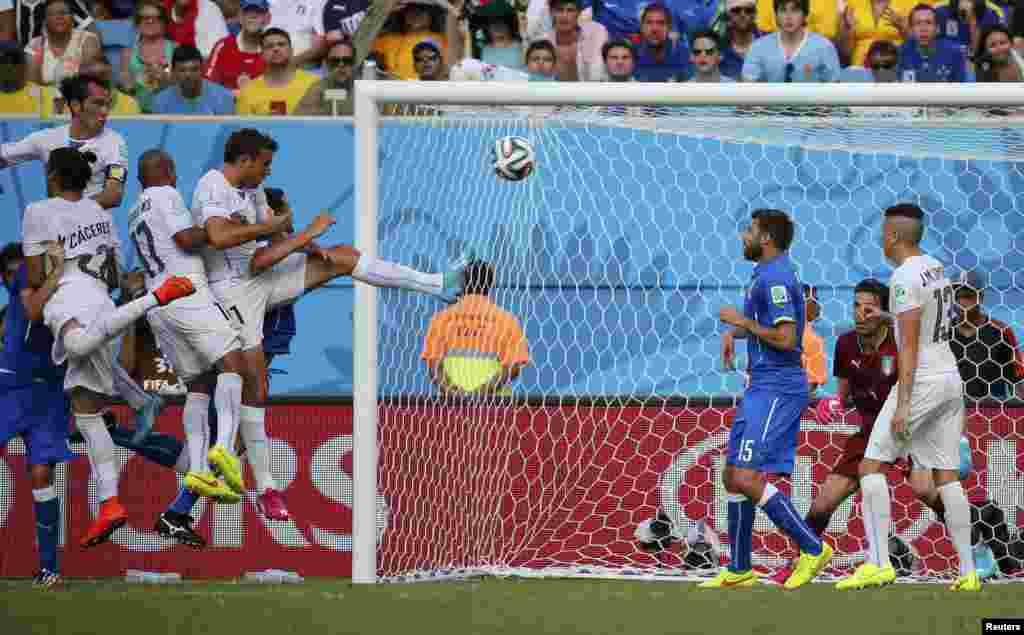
[[726, 389, 809, 475], [0, 380, 75, 466]]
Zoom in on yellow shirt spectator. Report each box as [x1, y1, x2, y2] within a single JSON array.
[[802, 324, 827, 389], [842, 0, 916, 66], [757, 0, 840, 40], [235, 69, 319, 116], [110, 90, 141, 115], [372, 31, 448, 80], [0, 82, 53, 114], [421, 293, 530, 395]]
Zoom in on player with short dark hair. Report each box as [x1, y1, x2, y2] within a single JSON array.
[[708, 208, 833, 590], [838, 203, 979, 591]]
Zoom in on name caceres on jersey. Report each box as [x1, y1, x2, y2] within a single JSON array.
[[191, 169, 269, 286], [21, 196, 120, 290], [889, 254, 960, 379], [128, 186, 206, 290]]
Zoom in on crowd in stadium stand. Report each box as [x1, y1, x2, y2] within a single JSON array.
[[0, 0, 1020, 116]]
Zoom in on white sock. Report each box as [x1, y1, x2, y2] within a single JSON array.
[[757, 482, 778, 507], [239, 405, 274, 492], [860, 496, 877, 566], [111, 362, 150, 411], [214, 373, 243, 450], [860, 473, 891, 570], [76, 413, 119, 502], [938, 481, 976, 576], [174, 440, 190, 475], [351, 255, 442, 296], [183, 393, 211, 473], [62, 295, 157, 358]]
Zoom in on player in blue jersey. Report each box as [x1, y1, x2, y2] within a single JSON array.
[[703, 208, 833, 590], [0, 242, 73, 588]]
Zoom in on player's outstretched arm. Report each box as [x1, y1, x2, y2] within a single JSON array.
[[172, 226, 210, 253], [250, 212, 335, 276], [205, 214, 291, 251]]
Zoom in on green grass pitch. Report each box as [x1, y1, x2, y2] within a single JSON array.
[[2, 578, 1021, 635]]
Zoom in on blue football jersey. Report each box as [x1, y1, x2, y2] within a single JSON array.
[[0, 264, 63, 386], [743, 254, 808, 394]]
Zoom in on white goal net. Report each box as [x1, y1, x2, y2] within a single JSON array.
[[352, 83, 1024, 584]]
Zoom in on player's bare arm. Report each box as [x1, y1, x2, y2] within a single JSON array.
[[20, 243, 65, 321], [250, 211, 336, 276], [205, 213, 291, 250], [892, 306, 922, 439], [92, 178, 125, 210], [172, 226, 210, 252], [720, 306, 797, 351]]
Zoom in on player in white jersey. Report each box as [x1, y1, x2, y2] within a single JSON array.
[[0, 74, 127, 209], [192, 128, 470, 520], [837, 203, 979, 592], [128, 149, 253, 506], [21, 148, 196, 548]]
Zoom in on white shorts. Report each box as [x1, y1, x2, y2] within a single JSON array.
[[43, 281, 117, 397], [146, 284, 242, 383], [210, 253, 307, 351], [865, 373, 965, 470]]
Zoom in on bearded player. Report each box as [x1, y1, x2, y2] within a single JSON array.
[[837, 203, 978, 592], [192, 128, 471, 520]]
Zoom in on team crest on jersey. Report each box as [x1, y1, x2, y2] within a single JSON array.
[[881, 355, 894, 376], [770, 285, 788, 306]]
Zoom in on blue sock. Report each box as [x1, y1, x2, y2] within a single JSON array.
[[760, 485, 822, 556], [109, 426, 184, 470], [727, 494, 755, 573], [33, 488, 59, 573], [168, 487, 199, 515]]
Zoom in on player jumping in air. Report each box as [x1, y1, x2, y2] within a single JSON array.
[[192, 128, 470, 520], [22, 147, 195, 547], [128, 148, 251, 514], [707, 208, 833, 590], [837, 203, 979, 592]]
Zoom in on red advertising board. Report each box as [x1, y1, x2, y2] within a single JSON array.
[[1, 403, 1021, 578]]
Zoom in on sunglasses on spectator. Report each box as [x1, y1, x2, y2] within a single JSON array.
[[729, 7, 756, 15], [326, 56, 356, 68], [138, 13, 164, 21], [414, 54, 439, 64], [693, 47, 718, 56], [871, 61, 896, 70]]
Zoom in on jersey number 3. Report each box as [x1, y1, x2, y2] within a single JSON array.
[[132, 221, 166, 279], [932, 286, 953, 344]]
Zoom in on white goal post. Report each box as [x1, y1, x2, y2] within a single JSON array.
[[352, 81, 1024, 585]]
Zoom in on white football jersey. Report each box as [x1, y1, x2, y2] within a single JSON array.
[[191, 169, 269, 286], [22, 196, 119, 291], [889, 254, 960, 379], [128, 186, 206, 291], [0, 125, 128, 201]]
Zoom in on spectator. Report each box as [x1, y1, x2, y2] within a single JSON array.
[[268, 0, 320, 66], [164, 0, 230, 59], [119, 0, 176, 113], [633, 3, 691, 81], [412, 37, 447, 80], [294, 38, 354, 115], [689, 29, 733, 80], [5, 0, 93, 46], [205, 0, 268, 91], [151, 44, 235, 113], [950, 276, 1024, 401], [78, 55, 141, 114], [838, 0, 912, 67], [235, 26, 317, 114], [865, 38, 900, 80], [543, 0, 608, 80], [720, 0, 763, 79], [421, 261, 530, 398], [312, 0, 367, 47], [935, 0, 1004, 58], [220, 0, 242, 34], [372, 2, 447, 80], [602, 38, 635, 81], [24, 0, 101, 85], [743, 0, 840, 81], [446, 2, 524, 71], [0, 40, 52, 114], [898, 3, 966, 81], [801, 283, 827, 396], [756, 0, 839, 42], [525, 38, 557, 79], [974, 24, 1024, 81]]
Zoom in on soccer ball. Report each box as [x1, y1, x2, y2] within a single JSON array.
[[493, 136, 535, 181]]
